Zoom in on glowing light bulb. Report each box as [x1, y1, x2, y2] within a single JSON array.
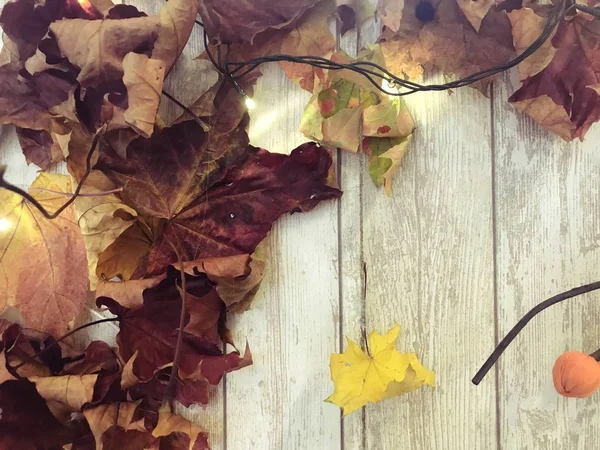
[[0, 218, 11, 232], [382, 78, 400, 97], [244, 97, 256, 110], [77, 0, 93, 14]]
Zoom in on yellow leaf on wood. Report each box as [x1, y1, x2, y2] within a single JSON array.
[[326, 324, 434, 415]]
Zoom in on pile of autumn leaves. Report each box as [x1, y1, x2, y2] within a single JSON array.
[[0, 0, 598, 445], [0, 0, 342, 448]]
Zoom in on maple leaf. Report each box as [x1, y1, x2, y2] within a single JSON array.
[[137, 142, 341, 277], [0, 173, 89, 336], [300, 48, 414, 193], [509, 11, 600, 141], [97, 268, 251, 383], [376, 0, 514, 91], [198, 0, 320, 44], [327, 324, 434, 415]]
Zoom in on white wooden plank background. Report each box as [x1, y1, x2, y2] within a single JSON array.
[[2, 1, 600, 449]]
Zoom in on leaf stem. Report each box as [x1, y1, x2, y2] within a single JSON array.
[[163, 242, 187, 408], [472, 281, 600, 385], [11, 317, 119, 370]]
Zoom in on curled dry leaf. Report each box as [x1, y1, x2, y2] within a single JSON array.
[[509, 12, 600, 141], [377, 0, 514, 91], [97, 268, 251, 383], [83, 401, 142, 450], [153, 410, 210, 450], [456, 0, 498, 32], [0, 173, 89, 336], [31, 374, 98, 421], [198, 0, 320, 44], [327, 324, 434, 415], [508, 7, 557, 80], [300, 47, 414, 193]]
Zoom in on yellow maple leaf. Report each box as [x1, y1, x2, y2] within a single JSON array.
[[326, 324, 434, 415]]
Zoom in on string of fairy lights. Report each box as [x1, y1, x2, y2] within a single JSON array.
[[1, 0, 599, 223], [200, 0, 599, 105]]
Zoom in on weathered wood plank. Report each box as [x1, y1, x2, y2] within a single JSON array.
[[224, 63, 342, 449], [493, 72, 600, 450], [358, 12, 498, 450]]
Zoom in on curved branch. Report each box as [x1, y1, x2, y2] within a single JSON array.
[[472, 281, 600, 385]]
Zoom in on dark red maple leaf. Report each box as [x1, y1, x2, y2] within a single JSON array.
[[138, 142, 341, 277], [509, 13, 600, 141], [97, 268, 250, 383]]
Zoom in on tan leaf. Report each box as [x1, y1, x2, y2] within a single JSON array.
[[279, 1, 336, 91], [75, 182, 137, 290], [377, 0, 514, 91], [322, 106, 363, 152], [121, 351, 140, 390], [363, 136, 412, 196], [83, 401, 141, 450], [151, 0, 198, 73], [0, 173, 89, 336], [96, 274, 167, 310], [152, 410, 209, 450], [456, 0, 497, 32], [31, 374, 97, 421], [96, 221, 153, 281], [210, 243, 267, 313], [49, 17, 161, 87], [508, 8, 557, 80], [510, 94, 576, 141], [122, 52, 165, 138], [380, 39, 424, 81]]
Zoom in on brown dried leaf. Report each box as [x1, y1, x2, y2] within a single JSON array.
[[31, 374, 98, 421], [456, 0, 497, 32], [96, 220, 153, 281], [83, 401, 142, 450], [48, 17, 161, 87], [0, 173, 89, 336], [509, 13, 600, 140], [151, 0, 198, 73], [75, 181, 137, 290], [280, 1, 336, 91], [122, 52, 166, 138], [377, 0, 514, 91], [508, 7, 557, 80], [198, 0, 320, 44]]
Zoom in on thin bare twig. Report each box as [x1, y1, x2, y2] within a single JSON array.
[[0, 133, 100, 220], [29, 187, 123, 197]]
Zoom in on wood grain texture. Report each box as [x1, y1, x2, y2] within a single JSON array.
[[357, 10, 498, 450], [225, 61, 341, 450], [494, 72, 600, 450], [337, 21, 367, 450]]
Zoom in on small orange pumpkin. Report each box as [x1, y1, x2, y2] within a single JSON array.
[[552, 351, 600, 398]]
